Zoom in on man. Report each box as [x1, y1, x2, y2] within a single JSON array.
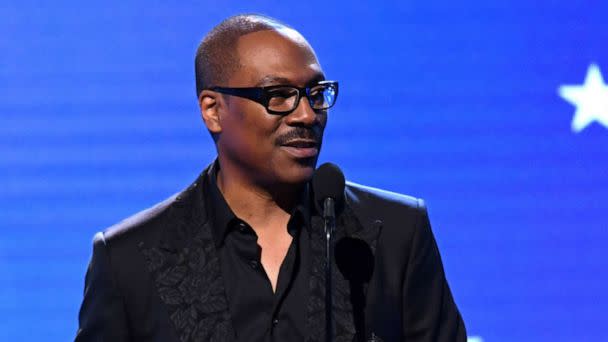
[[76, 14, 466, 342]]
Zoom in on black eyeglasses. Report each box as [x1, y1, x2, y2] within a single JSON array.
[[208, 80, 339, 115]]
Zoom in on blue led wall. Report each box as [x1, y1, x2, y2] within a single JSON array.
[[1, 1, 607, 341]]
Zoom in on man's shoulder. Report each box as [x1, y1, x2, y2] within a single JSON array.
[[97, 168, 209, 249], [344, 181, 428, 236], [344, 182, 432, 256], [345, 181, 424, 212], [97, 193, 180, 247]]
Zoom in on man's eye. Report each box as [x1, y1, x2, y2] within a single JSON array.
[[269, 88, 297, 99], [309, 84, 330, 97], [309, 86, 330, 102]]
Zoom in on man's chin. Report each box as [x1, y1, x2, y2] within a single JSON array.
[[277, 158, 317, 184]]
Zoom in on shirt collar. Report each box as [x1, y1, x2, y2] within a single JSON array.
[[206, 160, 313, 248]]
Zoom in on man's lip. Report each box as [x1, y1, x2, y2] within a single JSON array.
[[280, 146, 319, 158], [280, 140, 318, 147]]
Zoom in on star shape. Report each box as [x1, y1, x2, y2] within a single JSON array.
[[558, 63, 608, 132]]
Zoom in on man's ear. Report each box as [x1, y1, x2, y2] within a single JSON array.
[[199, 90, 223, 134]]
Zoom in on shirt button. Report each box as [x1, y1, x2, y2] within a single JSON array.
[[249, 260, 259, 269], [238, 222, 247, 233], [272, 318, 279, 326]]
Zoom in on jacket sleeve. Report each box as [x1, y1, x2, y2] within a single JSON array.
[[401, 200, 467, 341], [75, 232, 130, 342]]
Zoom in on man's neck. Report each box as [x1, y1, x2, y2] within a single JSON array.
[[216, 166, 303, 232]]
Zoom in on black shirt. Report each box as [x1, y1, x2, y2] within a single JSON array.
[[205, 167, 312, 342]]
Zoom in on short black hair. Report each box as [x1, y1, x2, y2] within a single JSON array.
[[194, 14, 293, 98]]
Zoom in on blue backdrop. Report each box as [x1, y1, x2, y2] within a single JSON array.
[[1, 1, 607, 341]]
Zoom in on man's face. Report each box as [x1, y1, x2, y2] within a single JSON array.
[[215, 29, 327, 187]]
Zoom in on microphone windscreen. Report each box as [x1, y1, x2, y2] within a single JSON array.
[[312, 162, 345, 213]]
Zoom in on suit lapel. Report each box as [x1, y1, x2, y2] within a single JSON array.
[[137, 168, 383, 342], [139, 169, 236, 342], [306, 196, 383, 342]]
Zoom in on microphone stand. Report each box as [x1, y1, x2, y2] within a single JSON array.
[[323, 197, 336, 342]]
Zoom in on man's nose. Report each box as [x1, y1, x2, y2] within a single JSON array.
[[284, 96, 320, 126]]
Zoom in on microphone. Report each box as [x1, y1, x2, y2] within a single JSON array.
[[312, 162, 345, 218], [312, 163, 345, 342]]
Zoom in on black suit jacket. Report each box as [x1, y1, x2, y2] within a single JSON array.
[[76, 163, 466, 341]]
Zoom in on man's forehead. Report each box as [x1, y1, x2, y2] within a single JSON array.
[[236, 28, 316, 60], [273, 27, 308, 45], [254, 72, 325, 87], [232, 28, 322, 86], [239, 26, 308, 45]]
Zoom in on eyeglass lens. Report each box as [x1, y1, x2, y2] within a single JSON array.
[[267, 84, 336, 112]]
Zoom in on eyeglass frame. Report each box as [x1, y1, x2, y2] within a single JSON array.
[[206, 80, 339, 115]]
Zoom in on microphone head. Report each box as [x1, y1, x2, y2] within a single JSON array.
[[312, 162, 345, 214]]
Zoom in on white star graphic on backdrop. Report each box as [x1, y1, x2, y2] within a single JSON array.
[[558, 63, 608, 132]]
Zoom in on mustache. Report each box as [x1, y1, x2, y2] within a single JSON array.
[[275, 127, 323, 146]]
